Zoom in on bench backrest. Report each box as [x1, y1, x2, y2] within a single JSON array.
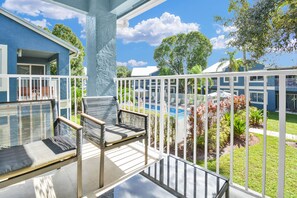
[[0, 100, 56, 148], [82, 96, 118, 126]]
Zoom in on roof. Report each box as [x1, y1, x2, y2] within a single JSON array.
[[266, 66, 297, 70], [0, 8, 79, 56], [131, 66, 159, 77], [203, 61, 230, 73]]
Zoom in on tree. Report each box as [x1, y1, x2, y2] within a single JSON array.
[[215, 0, 253, 71], [154, 31, 212, 75], [117, 66, 131, 78], [222, 0, 297, 61], [50, 24, 85, 76], [217, 51, 243, 72]]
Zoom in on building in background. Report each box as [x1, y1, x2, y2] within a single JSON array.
[[204, 61, 297, 112]]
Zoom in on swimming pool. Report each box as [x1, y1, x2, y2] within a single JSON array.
[[144, 104, 185, 118]]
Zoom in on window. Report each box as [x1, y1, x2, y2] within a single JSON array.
[[17, 64, 45, 75], [0, 45, 8, 91], [250, 76, 264, 82], [250, 92, 264, 103], [223, 76, 238, 83]]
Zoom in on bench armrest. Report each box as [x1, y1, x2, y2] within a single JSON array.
[[119, 109, 148, 118], [58, 116, 82, 130]]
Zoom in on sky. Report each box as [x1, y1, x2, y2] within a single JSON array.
[[0, 0, 296, 70]]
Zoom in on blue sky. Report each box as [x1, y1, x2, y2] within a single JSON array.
[[1, 0, 296, 69]]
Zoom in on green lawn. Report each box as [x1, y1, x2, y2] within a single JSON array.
[[198, 134, 297, 198], [267, 112, 297, 135]]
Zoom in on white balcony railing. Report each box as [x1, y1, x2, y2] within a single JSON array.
[[116, 69, 297, 198], [0, 74, 87, 122], [275, 78, 297, 88]]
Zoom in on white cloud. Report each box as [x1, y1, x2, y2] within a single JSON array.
[[117, 12, 199, 46], [117, 59, 148, 67], [25, 18, 51, 28], [215, 25, 237, 34], [211, 25, 236, 50], [210, 35, 233, 50], [2, 0, 86, 37], [127, 59, 147, 67], [116, 61, 128, 67]]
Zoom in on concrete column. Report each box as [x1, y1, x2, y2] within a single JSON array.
[[86, 0, 117, 96]]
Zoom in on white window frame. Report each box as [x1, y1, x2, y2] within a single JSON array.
[[250, 76, 264, 82], [250, 91, 264, 104], [223, 76, 238, 83], [0, 45, 8, 91], [17, 63, 45, 75]]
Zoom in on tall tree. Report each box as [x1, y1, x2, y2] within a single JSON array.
[[51, 24, 85, 76], [222, 0, 297, 61], [154, 31, 212, 75], [215, 0, 252, 70], [117, 66, 131, 78]]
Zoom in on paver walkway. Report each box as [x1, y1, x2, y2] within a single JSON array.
[[249, 128, 297, 140]]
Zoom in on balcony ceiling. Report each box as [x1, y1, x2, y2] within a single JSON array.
[[43, 0, 165, 22]]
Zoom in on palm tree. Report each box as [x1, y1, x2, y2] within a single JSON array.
[[217, 51, 243, 72], [189, 64, 213, 94]]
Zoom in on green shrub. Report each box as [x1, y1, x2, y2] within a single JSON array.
[[197, 117, 230, 153], [234, 115, 246, 136], [249, 107, 263, 126], [222, 111, 246, 137]]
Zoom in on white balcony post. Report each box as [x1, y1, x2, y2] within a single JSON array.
[[193, 78, 197, 163], [245, 76, 250, 190], [29, 76, 32, 100], [175, 78, 179, 156], [184, 78, 188, 160], [230, 77, 234, 184], [262, 75, 268, 197], [204, 78, 209, 169], [278, 75, 286, 198], [216, 77, 221, 174], [74, 78, 77, 123], [159, 78, 165, 157], [6, 76, 9, 102], [18, 77, 21, 101], [120, 80, 122, 108], [128, 80, 131, 111], [167, 79, 171, 154], [124, 80, 127, 109], [148, 79, 152, 147], [143, 80, 146, 112], [133, 80, 136, 111]]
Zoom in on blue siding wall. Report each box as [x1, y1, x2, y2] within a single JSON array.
[[0, 14, 70, 101]]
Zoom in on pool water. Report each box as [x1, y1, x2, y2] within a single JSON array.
[[144, 104, 185, 118]]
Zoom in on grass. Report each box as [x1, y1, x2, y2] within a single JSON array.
[[198, 134, 297, 197], [71, 114, 81, 124], [267, 112, 297, 135]]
